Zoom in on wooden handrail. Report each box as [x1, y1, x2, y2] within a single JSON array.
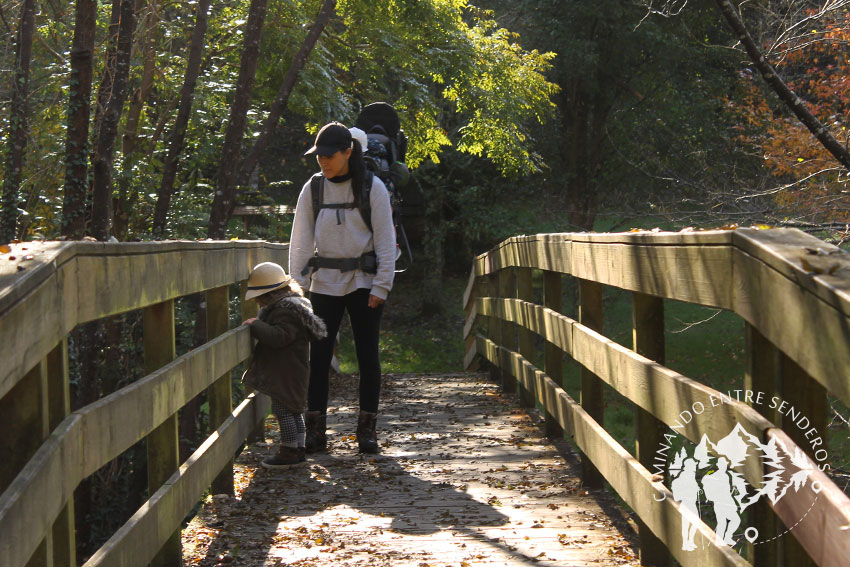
[[83, 393, 270, 567], [464, 228, 850, 567], [467, 229, 850, 406], [0, 239, 289, 400], [0, 240, 290, 567], [232, 204, 295, 216]]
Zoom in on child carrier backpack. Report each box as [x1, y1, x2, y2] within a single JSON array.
[[355, 102, 409, 189], [354, 102, 415, 270]]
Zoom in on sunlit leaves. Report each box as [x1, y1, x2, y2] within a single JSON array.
[[729, 8, 850, 222], [445, 18, 557, 176], [2, 0, 558, 239], [316, 0, 557, 177]]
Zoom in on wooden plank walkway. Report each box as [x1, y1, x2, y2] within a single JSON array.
[[183, 372, 640, 566]]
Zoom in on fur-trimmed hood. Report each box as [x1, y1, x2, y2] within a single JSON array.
[[260, 292, 327, 342], [243, 290, 326, 413]]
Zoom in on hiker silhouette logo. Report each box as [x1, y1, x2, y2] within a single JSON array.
[[652, 390, 829, 551]]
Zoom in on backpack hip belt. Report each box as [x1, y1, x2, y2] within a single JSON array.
[[301, 251, 377, 276]]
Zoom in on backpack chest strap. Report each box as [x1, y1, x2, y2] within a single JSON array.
[[320, 202, 356, 210], [310, 172, 374, 230]]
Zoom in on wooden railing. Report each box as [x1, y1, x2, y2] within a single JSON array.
[[0, 240, 289, 567], [463, 228, 850, 567]]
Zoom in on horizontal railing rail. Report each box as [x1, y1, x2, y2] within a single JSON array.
[[463, 228, 850, 567], [0, 240, 288, 567]]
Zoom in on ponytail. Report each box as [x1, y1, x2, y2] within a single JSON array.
[[350, 140, 368, 207]]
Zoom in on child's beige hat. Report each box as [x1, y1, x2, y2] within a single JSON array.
[[245, 262, 293, 300]]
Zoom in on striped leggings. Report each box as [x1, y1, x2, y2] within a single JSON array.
[[271, 399, 305, 448]]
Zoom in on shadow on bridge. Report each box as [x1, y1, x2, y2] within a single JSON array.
[[183, 372, 639, 566]]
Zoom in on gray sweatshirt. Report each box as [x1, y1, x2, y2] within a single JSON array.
[[289, 174, 396, 299]]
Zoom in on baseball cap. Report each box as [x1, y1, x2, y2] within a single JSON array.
[[304, 122, 353, 156]]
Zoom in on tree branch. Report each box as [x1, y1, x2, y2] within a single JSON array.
[[237, 0, 337, 185], [714, 0, 850, 171]]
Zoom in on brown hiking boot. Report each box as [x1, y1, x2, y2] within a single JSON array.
[[305, 411, 327, 453], [356, 410, 379, 454], [261, 446, 306, 469]]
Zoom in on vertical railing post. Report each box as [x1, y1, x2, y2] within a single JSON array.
[[47, 339, 75, 567], [206, 285, 233, 495], [632, 293, 669, 567], [543, 271, 564, 439], [239, 279, 259, 323], [0, 359, 51, 566], [517, 267, 535, 408], [487, 270, 501, 384], [144, 299, 180, 567], [578, 278, 604, 488], [744, 323, 780, 567], [241, 280, 265, 444], [498, 268, 518, 394], [779, 352, 824, 567], [0, 340, 74, 567], [463, 270, 482, 371]]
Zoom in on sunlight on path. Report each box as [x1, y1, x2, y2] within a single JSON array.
[[183, 372, 639, 566]]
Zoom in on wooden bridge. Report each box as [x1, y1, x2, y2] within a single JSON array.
[[1, 228, 849, 566]]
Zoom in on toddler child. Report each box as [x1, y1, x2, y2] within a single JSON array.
[[242, 262, 327, 468]]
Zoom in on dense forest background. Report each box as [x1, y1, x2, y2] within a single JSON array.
[[2, 1, 849, 258], [2, 0, 850, 559]]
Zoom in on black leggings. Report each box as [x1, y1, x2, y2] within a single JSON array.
[[308, 289, 384, 414]]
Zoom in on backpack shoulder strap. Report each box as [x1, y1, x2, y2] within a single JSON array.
[[310, 173, 324, 225], [359, 171, 374, 232], [312, 171, 373, 231]]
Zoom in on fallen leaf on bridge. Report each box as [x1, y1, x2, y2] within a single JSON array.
[[182, 372, 640, 566]]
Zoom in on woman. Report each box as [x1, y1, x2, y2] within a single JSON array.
[[289, 121, 396, 454]]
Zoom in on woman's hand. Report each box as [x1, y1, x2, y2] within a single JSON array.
[[242, 317, 257, 325], [368, 294, 384, 308]]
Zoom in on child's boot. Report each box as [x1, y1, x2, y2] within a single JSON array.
[[356, 410, 379, 454], [261, 446, 306, 469], [305, 411, 327, 453]]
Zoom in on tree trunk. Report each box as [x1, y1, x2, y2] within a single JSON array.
[[122, 0, 157, 157], [714, 0, 850, 171], [421, 179, 445, 316], [62, 0, 97, 239], [0, 0, 35, 244], [237, 0, 337, 186], [152, 0, 211, 235], [560, 65, 612, 232], [207, 0, 269, 240], [562, 93, 599, 231], [90, 0, 135, 241], [114, 0, 159, 239]]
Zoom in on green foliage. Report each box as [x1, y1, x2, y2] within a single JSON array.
[[2, 0, 560, 240], [475, 0, 753, 227], [283, 0, 559, 177], [445, 18, 557, 177]]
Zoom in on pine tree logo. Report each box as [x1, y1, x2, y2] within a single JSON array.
[[665, 422, 822, 550]]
